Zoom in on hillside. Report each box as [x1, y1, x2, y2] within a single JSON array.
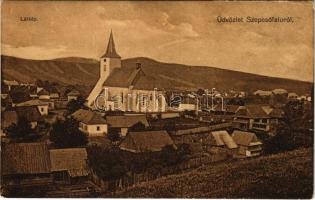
[[1, 55, 313, 95], [112, 148, 313, 198]]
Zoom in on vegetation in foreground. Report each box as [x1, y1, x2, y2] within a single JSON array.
[[112, 148, 313, 198]]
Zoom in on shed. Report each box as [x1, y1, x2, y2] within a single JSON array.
[[2, 142, 51, 175], [2, 142, 53, 187], [209, 131, 238, 149], [119, 130, 175, 153], [232, 130, 262, 158], [49, 148, 89, 183], [106, 115, 149, 136]]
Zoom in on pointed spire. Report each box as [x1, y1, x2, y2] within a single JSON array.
[[102, 30, 121, 58]]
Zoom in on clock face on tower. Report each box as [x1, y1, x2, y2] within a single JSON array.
[[103, 59, 106, 62]]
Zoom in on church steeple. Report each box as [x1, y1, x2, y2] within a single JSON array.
[[102, 30, 121, 58]]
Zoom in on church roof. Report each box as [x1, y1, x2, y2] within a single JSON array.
[[102, 31, 121, 58], [103, 62, 196, 91]]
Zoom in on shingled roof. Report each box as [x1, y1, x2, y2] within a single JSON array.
[[103, 63, 197, 91], [67, 89, 80, 96], [210, 131, 238, 149], [236, 105, 270, 119], [15, 106, 44, 122], [232, 130, 261, 146], [49, 148, 89, 177], [16, 99, 49, 107], [2, 142, 51, 175], [101, 30, 121, 58], [119, 130, 174, 153], [106, 115, 149, 128], [72, 109, 106, 125]]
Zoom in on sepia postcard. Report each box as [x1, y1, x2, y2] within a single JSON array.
[[1, 0, 314, 198]]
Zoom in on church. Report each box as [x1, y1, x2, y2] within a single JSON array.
[[86, 31, 166, 112]]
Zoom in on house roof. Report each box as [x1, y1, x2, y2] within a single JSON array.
[[1, 110, 18, 128], [212, 104, 240, 113], [49, 148, 88, 177], [2, 142, 51, 175], [16, 99, 49, 107], [106, 115, 149, 128], [236, 105, 270, 119], [210, 131, 238, 149], [3, 80, 19, 86], [67, 89, 80, 96], [103, 63, 197, 91], [72, 109, 106, 125], [15, 106, 44, 122], [253, 90, 272, 96], [225, 105, 241, 113], [232, 130, 260, 146], [288, 92, 298, 97], [272, 88, 288, 95], [269, 108, 284, 118], [101, 30, 121, 58], [38, 88, 49, 95], [120, 130, 174, 152]]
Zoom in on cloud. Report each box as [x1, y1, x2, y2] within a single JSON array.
[[159, 12, 199, 38]]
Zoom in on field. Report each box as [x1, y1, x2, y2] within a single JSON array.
[[113, 148, 313, 198]]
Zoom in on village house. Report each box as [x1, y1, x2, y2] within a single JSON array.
[[232, 130, 262, 158], [1, 142, 53, 189], [106, 114, 149, 137], [67, 89, 80, 102], [3, 80, 19, 91], [233, 105, 282, 134], [288, 92, 298, 100], [86, 31, 167, 113], [49, 148, 89, 184], [119, 130, 175, 153], [38, 89, 51, 100], [253, 90, 272, 96], [16, 99, 49, 116], [15, 106, 44, 128], [206, 130, 238, 155], [71, 109, 108, 137]]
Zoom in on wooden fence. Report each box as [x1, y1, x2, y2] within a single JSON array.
[[90, 152, 228, 193]]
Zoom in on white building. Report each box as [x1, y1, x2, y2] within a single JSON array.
[[72, 109, 108, 137], [16, 99, 49, 116], [86, 31, 166, 113]]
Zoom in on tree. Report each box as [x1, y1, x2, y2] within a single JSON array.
[[130, 122, 146, 132], [107, 128, 121, 142], [5, 117, 39, 142], [49, 117, 88, 148], [160, 145, 183, 166], [9, 86, 30, 103], [65, 96, 87, 115], [263, 101, 312, 154], [196, 88, 205, 96]]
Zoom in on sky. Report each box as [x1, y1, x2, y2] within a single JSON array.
[[1, 1, 313, 82]]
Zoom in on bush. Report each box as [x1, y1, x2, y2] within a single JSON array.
[[49, 117, 88, 148], [263, 101, 313, 154], [5, 117, 40, 142]]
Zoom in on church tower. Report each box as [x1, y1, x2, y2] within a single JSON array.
[[100, 30, 121, 80], [86, 30, 122, 108]]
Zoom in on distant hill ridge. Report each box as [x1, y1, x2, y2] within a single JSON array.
[[1, 55, 312, 95]]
